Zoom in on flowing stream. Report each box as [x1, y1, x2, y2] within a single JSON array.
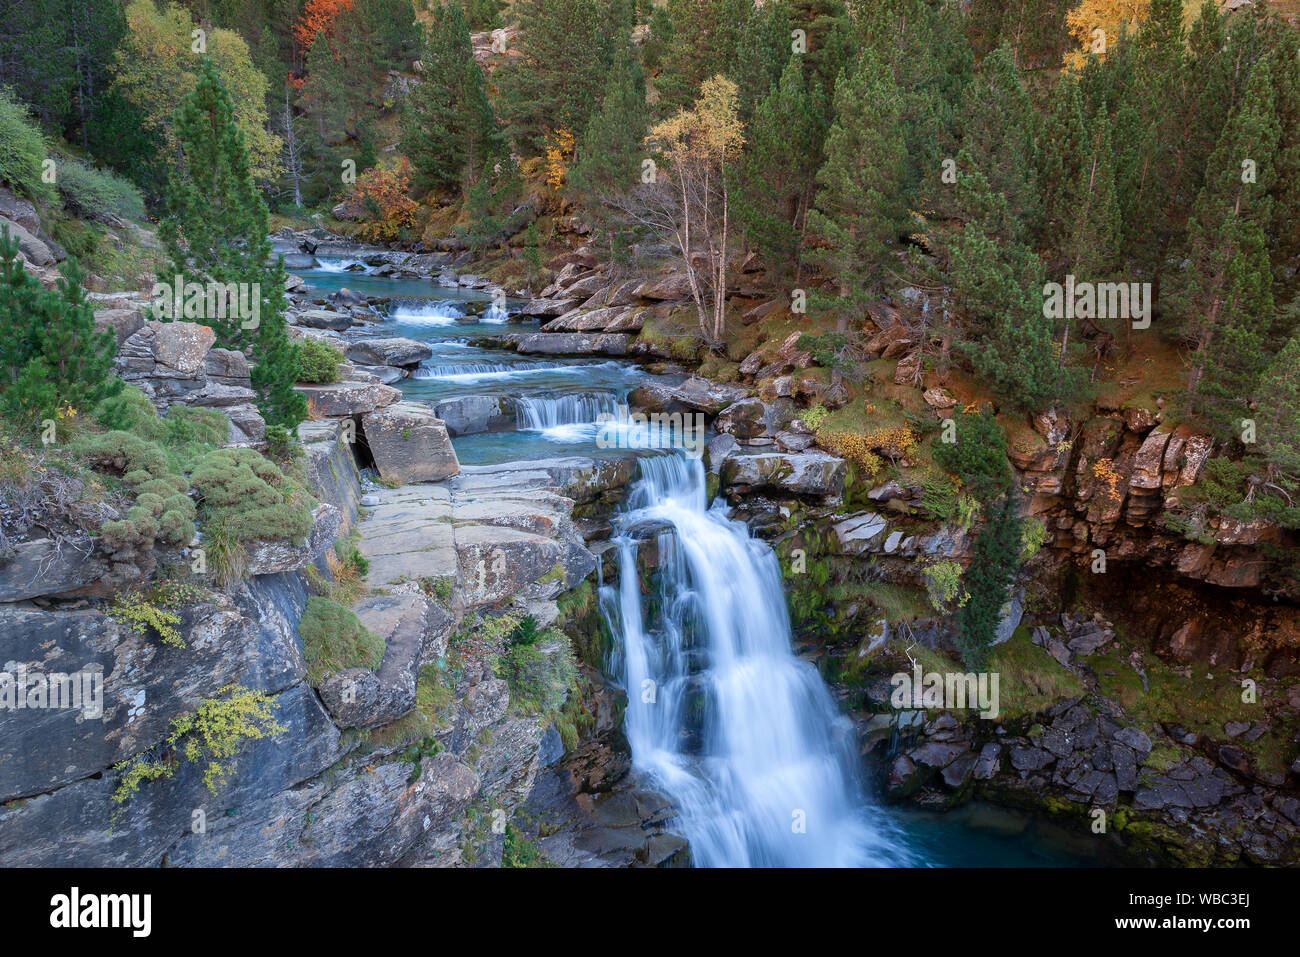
[[602, 454, 911, 866], [298, 261, 1102, 867]]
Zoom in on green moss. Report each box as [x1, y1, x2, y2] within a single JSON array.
[[987, 625, 1085, 720], [299, 596, 385, 686]]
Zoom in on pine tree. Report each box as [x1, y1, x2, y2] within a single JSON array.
[[735, 55, 821, 286], [566, 46, 648, 221], [949, 221, 1067, 412], [1038, 74, 1088, 267], [1254, 335, 1300, 479], [0, 227, 120, 431], [1184, 58, 1280, 394], [948, 44, 1038, 245], [958, 494, 1023, 671], [731, 0, 791, 123], [655, 0, 751, 115], [498, 0, 613, 152], [161, 58, 305, 431], [1195, 228, 1274, 441], [805, 51, 907, 316], [400, 2, 499, 195]]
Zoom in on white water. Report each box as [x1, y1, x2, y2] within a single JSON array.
[[313, 258, 369, 273], [602, 454, 912, 867], [390, 300, 466, 326], [413, 360, 620, 382], [480, 302, 511, 323], [514, 392, 617, 442]]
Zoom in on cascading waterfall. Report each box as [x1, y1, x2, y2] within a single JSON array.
[[515, 392, 617, 428], [312, 258, 368, 273], [389, 300, 466, 326], [413, 360, 620, 381], [602, 453, 913, 867]]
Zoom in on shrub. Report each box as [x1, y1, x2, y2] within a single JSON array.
[[932, 406, 1013, 495], [54, 158, 146, 223], [110, 592, 185, 648], [294, 337, 344, 384], [816, 430, 883, 478], [0, 233, 120, 431], [190, 447, 316, 543], [0, 88, 53, 202], [923, 560, 967, 615], [111, 684, 285, 824], [494, 628, 576, 715], [299, 596, 385, 686], [71, 430, 196, 551]]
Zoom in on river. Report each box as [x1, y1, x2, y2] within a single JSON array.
[[298, 263, 1115, 868]]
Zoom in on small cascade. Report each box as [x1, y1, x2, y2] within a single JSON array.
[[388, 300, 466, 326], [412, 360, 619, 382], [601, 453, 914, 867], [312, 258, 368, 273]]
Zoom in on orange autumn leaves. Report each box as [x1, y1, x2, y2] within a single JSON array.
[[294, 0, 356, 50]]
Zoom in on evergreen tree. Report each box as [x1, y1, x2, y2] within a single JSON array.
[[1195, 228, 1274, 440], [947, 44, 1038, 245], [958, 494, 1023, 671], [949, 221, 1066, 412], [161, 58, 305, 430], [805, 52, 907, 316], [498, 0, 614, 152], [1254, 335, 1300, 479], [0, 227, 121, 431], [655, 0, 751, 115], [1037, 74, 1087, 268], [735, 55, 822, 286], [400, 2, 499, 195], [566, 46, 648, 222], [731, 0, 792, 123], [1183, 58, 1280, 399]]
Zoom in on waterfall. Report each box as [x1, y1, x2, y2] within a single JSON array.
[[515, 392, 617, 429], [601, 453, 912, 867], [389, 300, 465, 326], [412, 360, 620, 382], [312, 258, 368, 273]]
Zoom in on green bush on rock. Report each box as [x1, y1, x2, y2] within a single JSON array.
[[299, 596, 385, 686], [294, 337, 345, 384], [190, 447, 316, 544]]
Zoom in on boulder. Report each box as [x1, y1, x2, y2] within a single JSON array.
[[147, 320, 215, 376], [343, 337, 434, 369], [431, 394, 512, 436], [362, 402, 461, 484], [516, 332, 628, 356], [0, 216, 54, 266], [714, 397, 794, 439], [317, 591, 430, 729], [244, 503, 341, 575], [721, 451, 847, 500], [298, 380, 401, 419], [295, 309, 354, 331]]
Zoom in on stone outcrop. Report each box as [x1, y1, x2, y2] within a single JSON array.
[[117, 320, 266, 444], [362, 401, 461, 484]]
